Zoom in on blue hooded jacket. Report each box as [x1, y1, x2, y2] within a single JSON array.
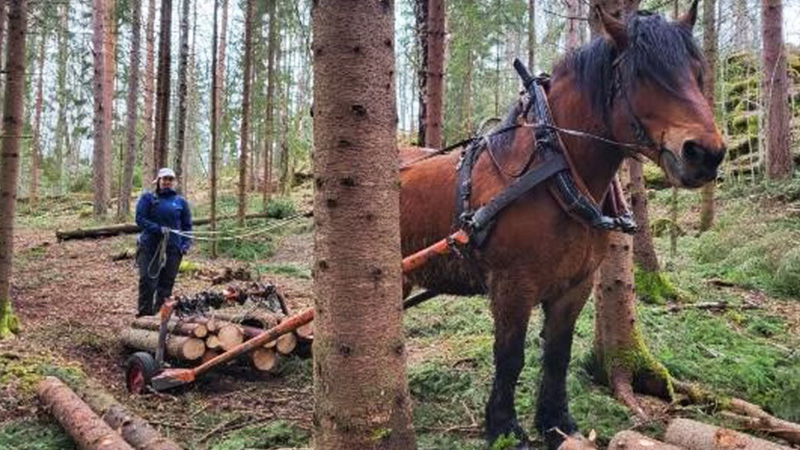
[[135, 188, 193, 253]]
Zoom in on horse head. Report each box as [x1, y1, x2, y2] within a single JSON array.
[[580, 1, 726, 188]]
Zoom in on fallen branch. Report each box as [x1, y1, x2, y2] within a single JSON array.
[[37, 377, 134, 450], [663, 301, 762, 313], [664, 418, 790, 450]]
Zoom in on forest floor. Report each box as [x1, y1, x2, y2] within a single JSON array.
[[2, 178, 800, 450]]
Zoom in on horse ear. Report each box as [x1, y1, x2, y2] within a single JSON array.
[[594, 5, 629, 50], [679, 0, 699, 29]]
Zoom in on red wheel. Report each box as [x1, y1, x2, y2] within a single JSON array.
[[125, 352, 159, 394]]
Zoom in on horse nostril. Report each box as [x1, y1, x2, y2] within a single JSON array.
[[682, 140, 703, 162]]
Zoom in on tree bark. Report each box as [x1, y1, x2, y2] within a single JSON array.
[[210, 0, 220, 258], [153, 0, 172, 171], [28, 29, 45, 205], [120, 328, 206, 361], [699, 0, 717, 232], [609, 431, 683, 450], [0, 0, 26, 340], [237, 0, 254, 226], [527, 0, 535, 69], [312, 1, 416, 448], [93, 0, 114, 218], [251, 348, 278, 372], [262, 0, 277, 209], [142, 0, 156, 182], [118, 0, 141, 222], [761, 0, 792, 179], [54, 2, 68, 194], [628, 160, 659, 272], [0, 0, 6, 98], [37, 377, 135, 450], [173, 0, 190, 185], [131, 316, 208, 338], [664, 418, 789, 450], [565, 0, 581, 51], [415, 0, 428, 146], [73, 378, 183, 450], [425, 0, 445, 149]]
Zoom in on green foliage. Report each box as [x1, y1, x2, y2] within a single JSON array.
[[200, 219, 276, 261], [0, 419, 76, 450], [266, 197, 296, 219], [178, 259, 201, 274], [490, 433, 521, 450], [255, 263, 311, 280], [642, 161, 669, 189], [209, 421, 310, 450]]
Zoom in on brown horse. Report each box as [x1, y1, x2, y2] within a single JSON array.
[[399, 5, 725, 449]]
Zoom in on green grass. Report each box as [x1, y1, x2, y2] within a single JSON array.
[[209, 420, 310, 450], [0, 418, 76, 450], [254, 263, 312, 280]]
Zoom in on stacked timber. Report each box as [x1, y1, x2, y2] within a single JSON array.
[[121, 306, 313, 374]]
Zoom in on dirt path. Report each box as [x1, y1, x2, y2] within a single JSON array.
[[2, 225, 316, 448]]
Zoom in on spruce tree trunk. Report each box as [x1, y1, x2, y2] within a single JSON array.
[[699, 0, 717, 232], [425, 0, 444, 149], [761, 0, 792, 179], [153, 0, 172, 171], [527, 0, 534, 69], [210, 0, 220, 258], [174, 0, 189, 184], [237, 0, 254, 226], [142, 0, 156, 182], [28, 30, 45, 205], [118, 0, 141, 221], [312, 1, 416, 448], [0, 0, 6, 97], [262, 0, 277, 209], [628, 160, 659, 272], [415, 0, 428, 146], [565, 0, 580, 51], [54, 3, 68, 194], [0, 0, 27, 340], [92, 0, 112, 218]]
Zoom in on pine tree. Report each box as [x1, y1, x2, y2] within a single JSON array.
[[118, 0, 142, 221]]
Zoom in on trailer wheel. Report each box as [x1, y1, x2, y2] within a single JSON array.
[[126, 352, 159, 394]]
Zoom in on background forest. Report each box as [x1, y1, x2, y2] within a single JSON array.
[[0, 0, 799, 449]]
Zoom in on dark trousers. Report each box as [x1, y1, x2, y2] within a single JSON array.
[[137, 244, 183, 317]]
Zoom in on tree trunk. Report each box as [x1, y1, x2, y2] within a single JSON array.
[[699, 0, 718, 232], [93, 0, 113, 218], [415, 0, 428, 146], [312, 2, 416, 448], [263, 0, 277, 209], [664, 418, 788, 450], [237, 0, 254, 226], [762, 0, 792, 179], [565, 0, 580, 51], [527, 0, 535, 69], [28, 29, 45, 206], [131, 316, 208, 338], [118, 0, 141, 222], [425, 0, 444, 149], [609, 431, 683, 450], [36, 377, 135, 450], [142, 0, 156, 182], [0, 0, 26, 340], [0, 0, 6, 98], [173, 0, 189, 185], [73, 378, 183, 450], [54, 3, 68, 195], [628, 160, 659, 272], [153, 0, 172, 171], [210, 0, 220, 258], [120, 328, 206, 361]]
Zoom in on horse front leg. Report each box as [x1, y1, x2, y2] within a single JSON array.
[[535, 279, 592, 449], [485, 278, 538, 449]]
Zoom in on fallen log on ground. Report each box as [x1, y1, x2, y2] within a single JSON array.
[[55, 212, 271, 241], [120, 328, 205, 361], [665, 418, 790, 450], [131, 316, 208, 338], [608, 431, 683, 450], [73, 379, 183, 450], [37, 376, 135, 450]]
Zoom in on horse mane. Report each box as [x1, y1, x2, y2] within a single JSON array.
[[484, 11, 704, 159], [555, 11, 705, 117]]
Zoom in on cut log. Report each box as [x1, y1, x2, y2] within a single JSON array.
[[201, 349, 221, 364], [36, 376, 135, 450], [608, 431, 683, 450], [209, 308, 282, 329], [120, 328, 205, 361], [55, 212, 272, 241], [251, 348, 279, 372], [217, 324, 244, 351], [72, 378, 182, 450], [275, 332, 297, 355], [295, 322, 314, 340], [131, 316, 208, 338], [206, 335, 221, 350], [665, 418, 790, 450]]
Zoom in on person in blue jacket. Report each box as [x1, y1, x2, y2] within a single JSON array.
[[135, 168, 193, 317]]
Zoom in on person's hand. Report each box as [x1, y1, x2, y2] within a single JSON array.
[[161, 226, 171, 235]]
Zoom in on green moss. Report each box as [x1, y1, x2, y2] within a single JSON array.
[[643, 162, 669, 189], [372, 427, 392, 442], [491, 433, 521, 450], [178, 260, 200, 274], [600, 327, 674, 400], [0, 303, 20, 339], [634, 267, 679, 305], [209, 421, 309, 450]]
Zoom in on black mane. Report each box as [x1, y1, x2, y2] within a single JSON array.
[[555, 11, 705, 117]]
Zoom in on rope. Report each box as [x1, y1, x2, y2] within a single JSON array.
[[167, 212, 309, 242], [146, 231, 169, 279]]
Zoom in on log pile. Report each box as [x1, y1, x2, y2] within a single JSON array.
[[121, 306, 313, 373]]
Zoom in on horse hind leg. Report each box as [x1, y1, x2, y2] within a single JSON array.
[[485, 280, 538, 449], [535, 279, 593, 450]]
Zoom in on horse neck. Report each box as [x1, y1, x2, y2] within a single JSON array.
[[547, 76, 626, 202]]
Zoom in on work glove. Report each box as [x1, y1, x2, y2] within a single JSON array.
[[161, 226, 171, 236]]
